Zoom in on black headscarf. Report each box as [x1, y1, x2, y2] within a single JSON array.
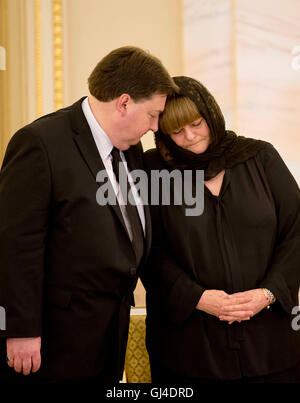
[[155, 76, 268, 180]]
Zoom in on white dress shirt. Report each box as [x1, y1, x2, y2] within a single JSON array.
[[81, 97, 145, 240]]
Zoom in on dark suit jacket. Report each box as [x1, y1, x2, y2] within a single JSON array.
[[0, 98, 151, 383]]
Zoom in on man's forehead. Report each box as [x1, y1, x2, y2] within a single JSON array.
[[146, 94, 167, 109]]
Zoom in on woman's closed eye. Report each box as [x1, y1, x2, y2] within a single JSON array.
[[191, 118, 203, 127], [172, 128, 183, 135]]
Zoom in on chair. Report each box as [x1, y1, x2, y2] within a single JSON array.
[[124, 308, 151, 383]]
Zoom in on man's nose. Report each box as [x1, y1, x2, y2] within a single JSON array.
[[150, 118, 159, 132]]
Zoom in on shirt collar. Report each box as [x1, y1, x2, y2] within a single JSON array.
[[81, 96, 113, 161]]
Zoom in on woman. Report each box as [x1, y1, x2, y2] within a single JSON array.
[[143, 76, 300, 383]]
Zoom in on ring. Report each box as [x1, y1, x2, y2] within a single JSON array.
[[6, 356, 13, 363]]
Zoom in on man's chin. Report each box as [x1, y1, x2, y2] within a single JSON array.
[[129, 137, 142, 147], [119, 137, 142, 150]]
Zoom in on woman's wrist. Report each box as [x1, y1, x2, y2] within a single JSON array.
[[261, 288, 276, 309]]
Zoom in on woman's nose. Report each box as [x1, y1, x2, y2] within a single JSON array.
[[184, 128, 196, 141]]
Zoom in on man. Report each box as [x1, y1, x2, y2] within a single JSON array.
[[0, 46, 177, 385]]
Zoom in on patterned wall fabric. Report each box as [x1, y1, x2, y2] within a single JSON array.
[[124, 314, 152, 383]]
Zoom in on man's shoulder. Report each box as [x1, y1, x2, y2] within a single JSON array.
[[27, 98, 84, 133], [10, 99, 87, 151], [5, 99, 86, 159]]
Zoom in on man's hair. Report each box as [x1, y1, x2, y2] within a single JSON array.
[[88, 46, 178, 102], [159, 94, 200, 135]]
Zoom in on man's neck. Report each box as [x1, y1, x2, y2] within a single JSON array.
[[88, 96, 115, 140]]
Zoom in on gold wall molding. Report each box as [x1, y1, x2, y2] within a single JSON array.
[[35, 0, 43, 117], [0, 0, 9, 164], [34, 0, 64, 116], [53, 0, 63, 110], [0, 0, 28, 164]]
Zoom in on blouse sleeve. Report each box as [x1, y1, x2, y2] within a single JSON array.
[[259, 144, 300, 315]]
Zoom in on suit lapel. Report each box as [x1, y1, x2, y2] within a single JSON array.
[[70, 98, 152, 263], [70, 98, 130, 239]]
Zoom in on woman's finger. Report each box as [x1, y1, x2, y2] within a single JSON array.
[[219, 312, 252, 321], [222, 296, 252, 306], [220, 303, 253, 314]]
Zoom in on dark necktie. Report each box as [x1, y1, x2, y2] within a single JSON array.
[[110, 147, 144, 266]]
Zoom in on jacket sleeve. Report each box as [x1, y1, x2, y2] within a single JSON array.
[[141, 203, 205, 326], [0, 128, 51, 338], [259, 144, 300, 316]]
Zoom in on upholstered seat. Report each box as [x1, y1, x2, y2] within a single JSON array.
[[124, 310, 151, 383]]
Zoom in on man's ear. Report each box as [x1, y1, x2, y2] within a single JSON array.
[[116, 94, 131, 116]]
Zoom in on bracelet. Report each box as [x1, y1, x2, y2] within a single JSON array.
[[261, 288, 276, 309]]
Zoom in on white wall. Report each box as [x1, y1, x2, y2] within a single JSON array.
[[63, 0, 184, 152], [184, 0, 300, 184]]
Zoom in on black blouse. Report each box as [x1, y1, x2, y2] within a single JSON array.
[[143, 143, 300, 380]]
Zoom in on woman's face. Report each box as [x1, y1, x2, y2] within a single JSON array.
[[169, 117, 211, 154]]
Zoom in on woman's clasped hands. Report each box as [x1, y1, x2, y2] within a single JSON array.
[[196, 289, 270, 324]]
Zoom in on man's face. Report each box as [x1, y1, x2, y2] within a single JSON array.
[[116, 94, 167, 150]]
